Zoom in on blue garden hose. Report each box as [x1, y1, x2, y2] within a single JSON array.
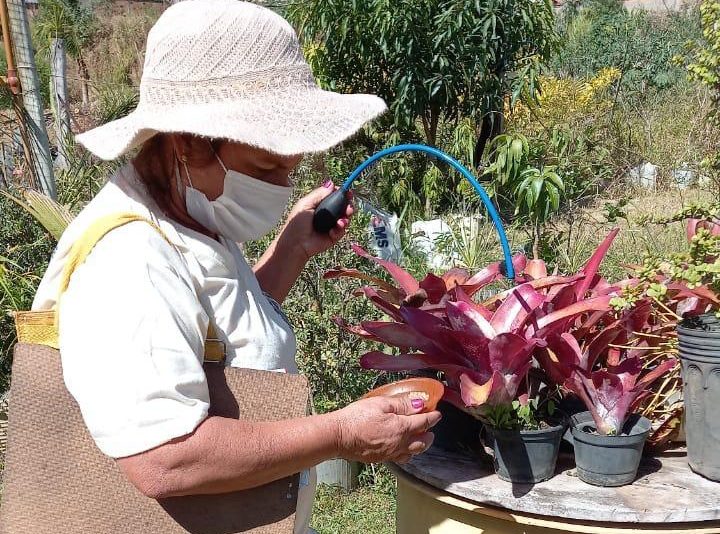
[[312, 143, 515, 279]]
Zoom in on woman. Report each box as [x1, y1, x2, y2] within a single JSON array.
[[31, 1, 439, 533]]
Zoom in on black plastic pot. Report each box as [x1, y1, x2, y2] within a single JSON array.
[[432, 401, 481, 453], [570, 411, 651, 487], [485, 423, 565, 483], [678, 314, 720, 481]]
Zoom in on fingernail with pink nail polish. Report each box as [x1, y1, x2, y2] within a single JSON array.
[[322, 180, 333, 188], [411, 398, 424, 410]]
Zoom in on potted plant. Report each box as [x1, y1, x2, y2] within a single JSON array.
[[481, 385, 565, 484], [326, 236, 616, 483], [539, 321, 676, 487], [635, 207, 720, 480]]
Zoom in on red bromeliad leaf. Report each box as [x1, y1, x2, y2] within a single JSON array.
[[687, 218, 720, 242], [490, 283, 545, 334], [667, 282, 720, 305], [460, 371, 507, 407], [333, 317, 382, 342], [323, 267, 400, 299], [451, 330, 491, 368], [575, 228, 620, 299], [530, 295, 613, 337], [359, 351, 467, 374], [460, 254, 527, 296], [361, 286, 403, 321], [488, 333, 538, 373], [481, 275, 580, 308], [461, 265, 501, 296], [512, 253, 529, 280], [585, 325, 624, 370], [607, 357, 643, 392], [537, 334, 580, 386], [449, 286, 493, 320], [419, 273, 448, 304], [573, 309, 612, 340], [399, 306, 469, 361], [351, 243, 420, 295], [360, 321, 435, 352], [442, 267, 471, 288], [525, 259, 548, 280], [446, 300, 496, 339]]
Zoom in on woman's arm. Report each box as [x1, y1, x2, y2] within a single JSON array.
[[254, 183, 351, 303], [117, 395, 439, 499]]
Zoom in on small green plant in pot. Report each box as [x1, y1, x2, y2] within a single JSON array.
[[482, 387, 565, 484], [638, 206, 720, 480]]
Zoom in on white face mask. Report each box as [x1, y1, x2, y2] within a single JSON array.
[[176, 152, 293, 243]]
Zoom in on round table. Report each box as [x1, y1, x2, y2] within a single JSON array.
[[391, 447, 720, 534]]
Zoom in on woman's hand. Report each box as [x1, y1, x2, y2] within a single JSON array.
[[331, 395, 442, 464], [278, 181, 354, 261]]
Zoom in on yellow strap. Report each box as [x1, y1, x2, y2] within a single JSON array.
[[15, 212, 225, 363], [56, 213, 170, 300]]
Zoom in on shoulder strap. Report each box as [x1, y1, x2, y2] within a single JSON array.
[[16, 213, 225, 363]]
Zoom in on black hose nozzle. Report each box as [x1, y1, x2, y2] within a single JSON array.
[[312, 188, 351, 233]]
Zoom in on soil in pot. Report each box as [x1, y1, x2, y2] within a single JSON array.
[[485, 422, 565, 484], [678, 314, 720, 481], [570, 411, 651, 487]]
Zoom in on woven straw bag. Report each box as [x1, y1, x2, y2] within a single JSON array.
[[0, 213, 309, 534]]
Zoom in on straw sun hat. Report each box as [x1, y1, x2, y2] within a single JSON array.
[[76, 0, 387, 160]]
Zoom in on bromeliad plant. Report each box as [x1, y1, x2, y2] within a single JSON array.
[[326, 231, 620, 424], [537, 320, 676, 436]]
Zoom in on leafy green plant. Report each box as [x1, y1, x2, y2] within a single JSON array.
[[554, 0, 699, 98], [514, 166, 564, 259], [484, 133, 566, 259], [0, 195, 54, 394], [484, 396, 557, 431], [288, 0, 558, 213]]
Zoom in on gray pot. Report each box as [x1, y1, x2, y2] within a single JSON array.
[[570, 411, 651, 487], [678, 314, 720, 481], [486, 423, 564, 483]]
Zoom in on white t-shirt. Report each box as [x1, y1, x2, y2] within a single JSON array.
[[33, 164, 315, 533]]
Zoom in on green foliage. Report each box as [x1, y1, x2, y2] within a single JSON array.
[[683, 1, 720, 125], [96, 85, 139, 123], [0, 195, 54, 394], [514, 166, 564, 224], [33, 0, 97, 58], [288, 0, 558, 215], [289, 0, 557, 140], [641, 227, 720, 297], [484, 397, 557, 431], [554, 1, 700, 97]]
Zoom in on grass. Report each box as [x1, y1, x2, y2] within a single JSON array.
[[311, 484, 396, 534]]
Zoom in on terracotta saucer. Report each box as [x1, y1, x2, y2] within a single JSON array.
[[362, 378, 444, 413]]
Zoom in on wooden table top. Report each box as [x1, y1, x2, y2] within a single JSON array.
[[395, 446, 720, 523]]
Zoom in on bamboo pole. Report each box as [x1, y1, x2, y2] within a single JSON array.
[[0, 0, 18, 93], [6, 0, 55, 198]]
